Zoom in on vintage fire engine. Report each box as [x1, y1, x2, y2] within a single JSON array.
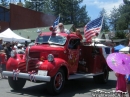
[[3, 30, 113, 95]]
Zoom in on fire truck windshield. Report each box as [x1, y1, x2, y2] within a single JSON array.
[[36, 36, 50, 44], [48, 35, 66, 45]]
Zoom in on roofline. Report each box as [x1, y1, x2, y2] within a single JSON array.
[[0, 5, 9, 10]]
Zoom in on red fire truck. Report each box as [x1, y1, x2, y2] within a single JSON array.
[[3, 30, 113, 95]]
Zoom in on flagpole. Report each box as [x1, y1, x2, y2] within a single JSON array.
[[100, 15, 104, 33]]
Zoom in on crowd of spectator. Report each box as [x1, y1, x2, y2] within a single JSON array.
[[1, 40, 28, 59], [0, 39, 28, 78]]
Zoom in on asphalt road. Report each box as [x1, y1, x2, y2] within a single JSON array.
[[0, 71, 128, 97]]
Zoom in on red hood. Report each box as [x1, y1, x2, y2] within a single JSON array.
[[29, 44, 65, 52], [26, 44, 66, 59]]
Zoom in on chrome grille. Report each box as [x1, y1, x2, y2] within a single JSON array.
[[27, 60, 38, 72], [18, 62, 26, 72], [18, 60, 38, 72], [29, 52, 40, 58]]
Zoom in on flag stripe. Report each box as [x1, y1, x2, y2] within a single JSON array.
[[85, 28, 101, 40], [86, 33, 96, 40], [84, 16, 103, 42], [85, 28, 100, 36]]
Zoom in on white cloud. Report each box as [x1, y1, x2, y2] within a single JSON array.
[[83, 0, 123, 15]]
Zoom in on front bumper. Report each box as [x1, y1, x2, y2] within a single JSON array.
[[2, 71, 51, 82]]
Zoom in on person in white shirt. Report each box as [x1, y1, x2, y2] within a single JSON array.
[[16, 44, 25, 54], [56, 23, 69, 34]]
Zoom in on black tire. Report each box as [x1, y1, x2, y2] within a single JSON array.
[[47, 69, 65, 95], [93, 66, 109, 84], [8, 77, 26, 90]]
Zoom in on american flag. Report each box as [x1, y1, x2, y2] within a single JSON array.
[[84, 16, 103, 42], [53, 15, 60, 28]]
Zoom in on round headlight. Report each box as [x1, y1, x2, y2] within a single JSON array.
[[48, 54, 54, 62], [11, 50, 17, 57]]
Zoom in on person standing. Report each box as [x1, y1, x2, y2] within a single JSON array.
[[0, 39, 7, 78], [75, 29, 83, 41], [0, 39, 4, 51], [16, 43, 25, 54], [24, 41, 28, 50], [4, 42, 12, 60], [115, 73, 127, 96], [126, 75, 130, 97]]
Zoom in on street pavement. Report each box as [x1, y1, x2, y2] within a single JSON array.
[[0, 71, 129, 97]]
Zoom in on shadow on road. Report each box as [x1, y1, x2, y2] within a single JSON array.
[[10, 77, 117, 97]]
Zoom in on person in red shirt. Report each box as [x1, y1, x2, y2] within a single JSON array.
[[75, 29, 83, 41]]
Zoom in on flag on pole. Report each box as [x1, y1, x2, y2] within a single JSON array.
[[84, 16, 103, 42], [53, 15, 60, 29]]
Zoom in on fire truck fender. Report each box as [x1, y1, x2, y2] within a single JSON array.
[[40, 58, 69, 79], [6, 54, 26, 71], [6, 57, 19, 71]]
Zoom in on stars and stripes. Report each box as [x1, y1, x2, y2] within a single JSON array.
[[53, 15, 60, 28], [84, 16, 103, 42]]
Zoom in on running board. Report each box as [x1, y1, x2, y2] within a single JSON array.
[[68, 72, 104, 80]]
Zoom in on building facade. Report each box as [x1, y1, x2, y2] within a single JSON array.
[[0, 4, 55, 32]]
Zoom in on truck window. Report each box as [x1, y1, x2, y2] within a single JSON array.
[[36, 36, 50, 44], [48, 35, 66, 45], [68, 39, 80, 49]]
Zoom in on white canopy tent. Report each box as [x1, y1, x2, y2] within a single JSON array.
[[0, 28, 31, 43], [119, 46, 130, 53], [0, 34, 12, 41]]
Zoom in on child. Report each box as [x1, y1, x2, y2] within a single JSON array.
[[115, 73, 127, 96], [126, 74, 130, 97]]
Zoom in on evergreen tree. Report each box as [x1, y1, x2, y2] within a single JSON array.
[[0, 0, 9, 7], [123, 0, 130, 4], [50, 0, 90, 27], [116, 4, 130, 30], [24, 0, 49, 12], [109, 7, 120, 31], [99, 8, 109, 32], [115, 31, 126, 39]]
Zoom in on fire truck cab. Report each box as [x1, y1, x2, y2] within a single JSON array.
[[3, 31, 113, 95]]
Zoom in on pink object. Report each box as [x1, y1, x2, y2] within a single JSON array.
[[106, 53, 130, 75], [115, 73, 126, 92]]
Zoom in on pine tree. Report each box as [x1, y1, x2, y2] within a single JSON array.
[[0, 0, 9, 7], [50, 0, 90, 27], [24, 0, 49, 12], [116, 4, 130, 30], [123, 0, 130, 4], [99, 8, 109, 32], [109, 7, 120, 31]]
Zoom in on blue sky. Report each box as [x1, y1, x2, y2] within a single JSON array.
[[81, 0, 124, 20]]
